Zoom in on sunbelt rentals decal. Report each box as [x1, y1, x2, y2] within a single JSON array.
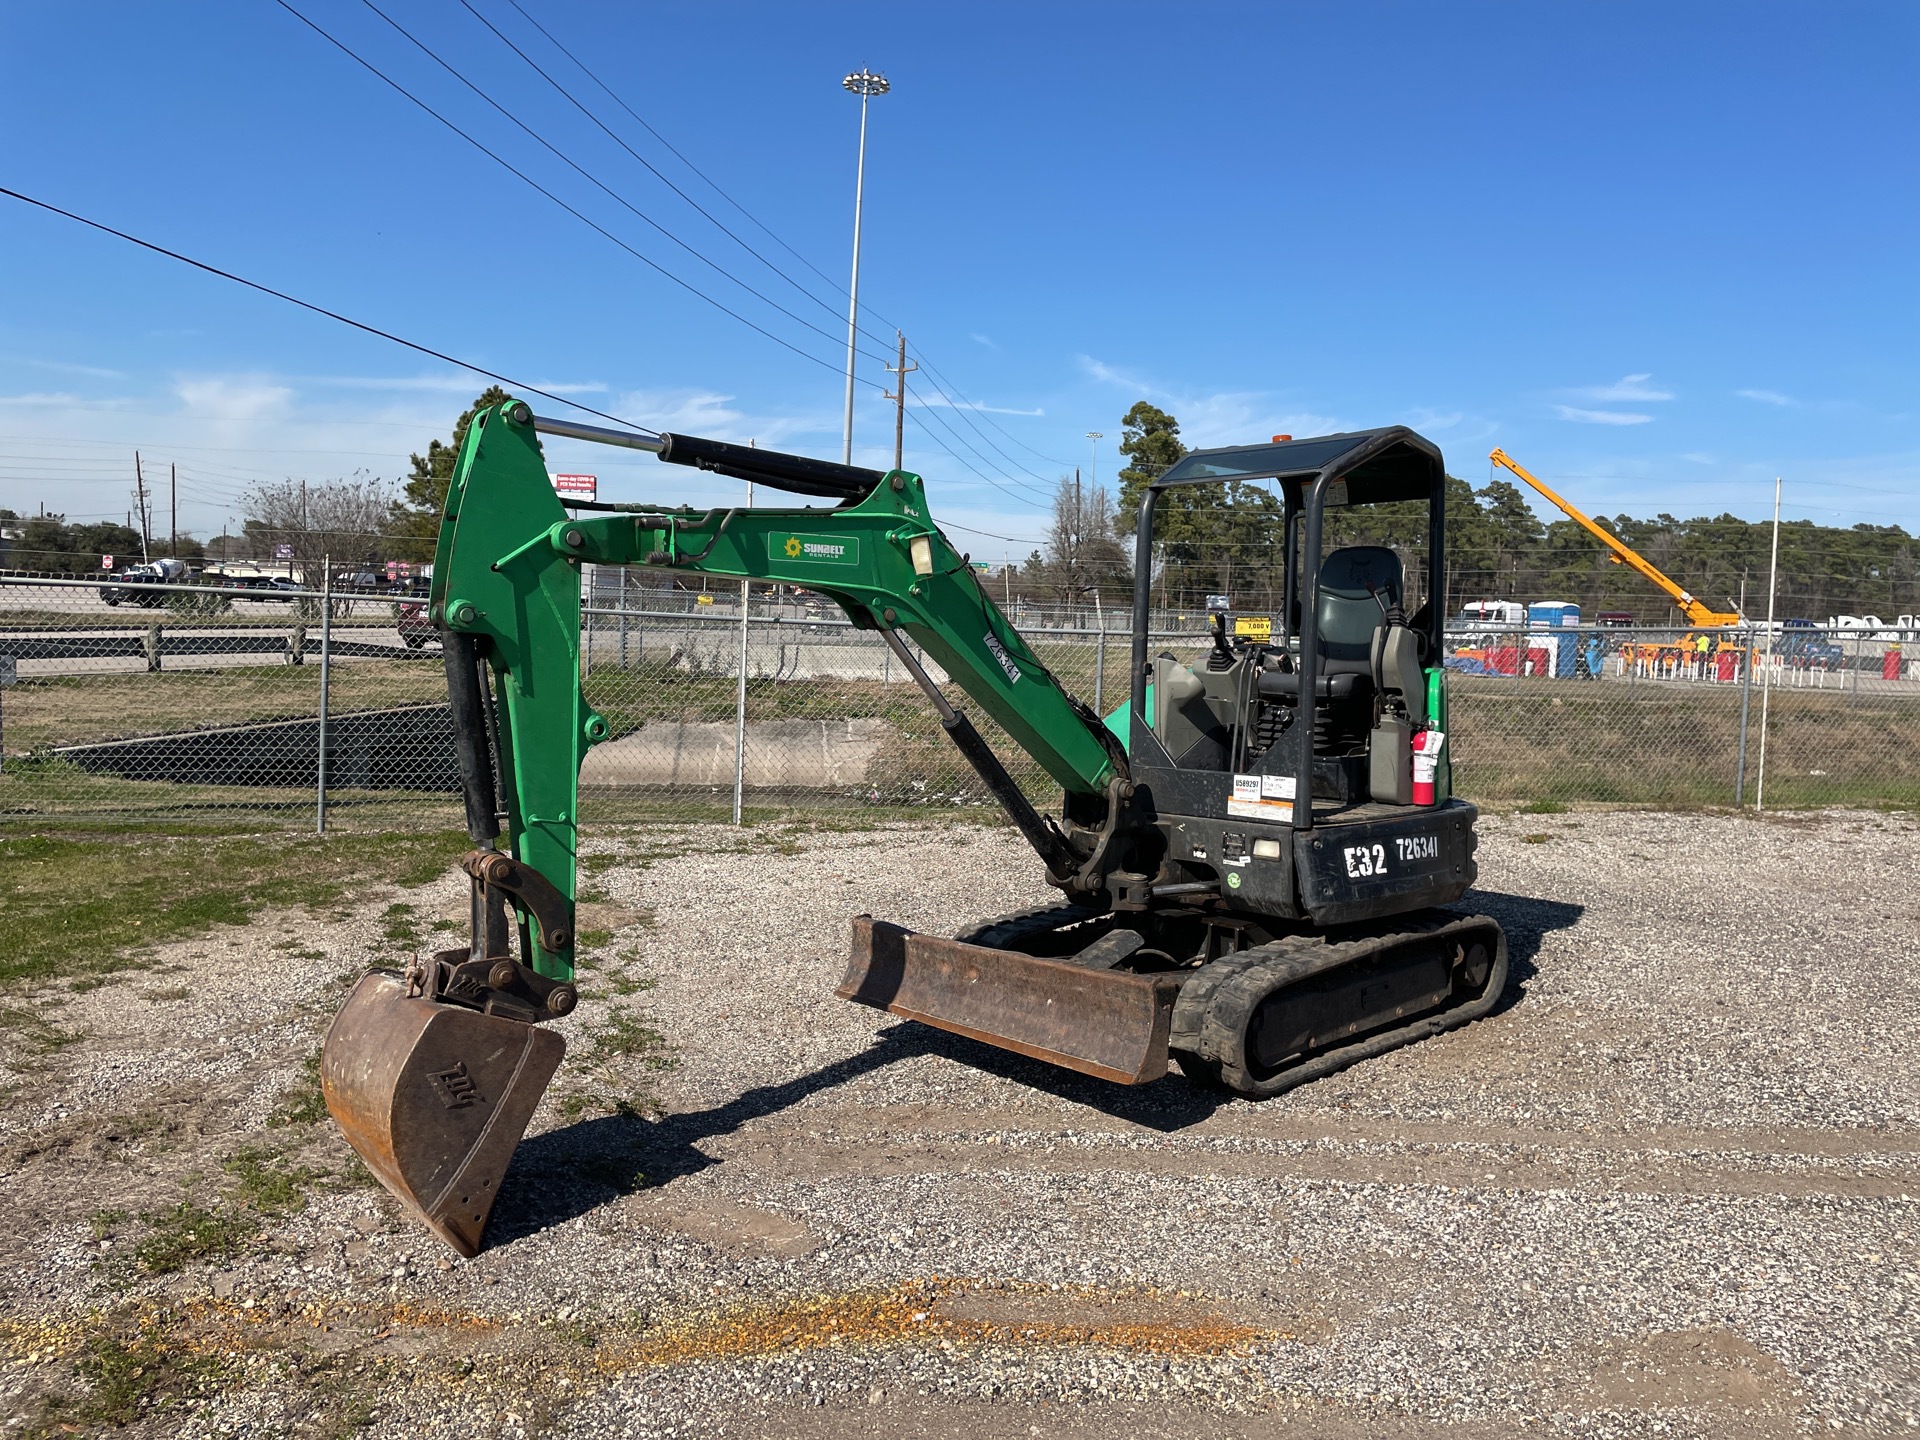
[[772, 533, 859, 565], [983, 632, 1023, 685]]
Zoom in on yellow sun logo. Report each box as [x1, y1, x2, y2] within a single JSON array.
[[784, 536, 803, 557]]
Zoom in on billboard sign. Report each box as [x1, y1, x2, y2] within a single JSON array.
[[553, 473, 598, 502]]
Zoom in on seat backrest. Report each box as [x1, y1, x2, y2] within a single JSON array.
[[1317, 546, 1404, 665]]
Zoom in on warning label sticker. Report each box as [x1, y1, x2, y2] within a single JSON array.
[[1228, 773, 1294, 822]]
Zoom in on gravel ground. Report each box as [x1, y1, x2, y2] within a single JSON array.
[[0, 808, 1916, 1438]]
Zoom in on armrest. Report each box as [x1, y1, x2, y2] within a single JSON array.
[[1256, 669, 1373, 702]]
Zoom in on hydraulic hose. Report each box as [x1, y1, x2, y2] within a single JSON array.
[[443, 630, 501, 846]]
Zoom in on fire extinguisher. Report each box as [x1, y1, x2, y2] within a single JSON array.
[[1411, 729, 1446, 806]]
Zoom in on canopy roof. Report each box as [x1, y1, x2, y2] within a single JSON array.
[[1153, 426, 1443, 507]]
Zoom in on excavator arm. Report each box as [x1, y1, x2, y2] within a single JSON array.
[[427, 400, 1125, 990], [321, 402, 1139, 1254], [1489, 448, 1741, 628]]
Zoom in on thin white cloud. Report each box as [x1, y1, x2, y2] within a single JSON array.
[[0, 390, 96, 408], [906, 395, 1043, 417], [1576, 373, 1673, 403], [1735, 388, 1796, 407], [1556, 405, 1654, 426], [1682, 452, 1716, 465], [968, 333, 997, 349], [173, 376, 295, 424], [1076, 356, 1341, 445], [3, 356, 126, 380], [1076, 354, 1153, 392]]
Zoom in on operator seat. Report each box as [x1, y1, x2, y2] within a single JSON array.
[[1256, 545, 1404, 704], [1317, 546, 1403, 675]]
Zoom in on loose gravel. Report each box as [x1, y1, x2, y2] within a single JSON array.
[[1, 807, 1916, 1438]]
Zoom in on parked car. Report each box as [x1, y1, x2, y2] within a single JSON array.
[[99, 558, 190, 607], [1774, 632, 1844, 670], [1594, 611, 1635, 627], [396, 601, 439, 649]]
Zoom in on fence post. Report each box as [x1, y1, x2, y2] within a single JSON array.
[[618, 568, 629, 669], [732, 577, 750, 825], [1734, 626, 1755, 804], [1092, 589, 1105, 714], [316, 557, 332, 835]]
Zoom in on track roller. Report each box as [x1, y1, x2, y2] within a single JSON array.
[[1169, 911, 1507, 1098]]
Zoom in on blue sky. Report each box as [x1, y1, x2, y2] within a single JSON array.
[[2, 1, 1915, 555]]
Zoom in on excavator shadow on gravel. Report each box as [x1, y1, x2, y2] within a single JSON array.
[[320, 405, 1507, 1254]]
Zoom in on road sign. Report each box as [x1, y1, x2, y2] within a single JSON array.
[[553, 473, 598, 501], [101, 554, 114, 570], [274, 544, 294, 559]]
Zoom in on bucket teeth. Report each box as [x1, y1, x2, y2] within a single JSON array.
[[321, 972, 565, 1257]]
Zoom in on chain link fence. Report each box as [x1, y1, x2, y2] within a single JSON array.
[[5, 574, 1919, 831]]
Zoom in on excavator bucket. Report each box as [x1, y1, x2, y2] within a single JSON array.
[[839, 918, 1181, 1085], [320, 972, 565, 1257]]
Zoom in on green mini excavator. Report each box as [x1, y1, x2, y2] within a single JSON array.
[[321, 401, 1507, 1255]]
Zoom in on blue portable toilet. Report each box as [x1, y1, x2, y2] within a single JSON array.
[[1528, 601, 1581, 628]]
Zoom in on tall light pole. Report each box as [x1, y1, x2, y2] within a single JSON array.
[[841, 67, 890, 464], [1086, 432, 1103, 491]]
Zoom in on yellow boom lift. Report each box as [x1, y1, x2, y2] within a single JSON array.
[[1488, 448, 1742, 627]]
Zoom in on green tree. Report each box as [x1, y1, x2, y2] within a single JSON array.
[[3, 513, 143, 573], [1112, 401, 1288, 610], [390, 385, 514, 559]]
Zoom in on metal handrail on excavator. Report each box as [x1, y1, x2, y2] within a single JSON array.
[[1488, 448, 1741, 628]]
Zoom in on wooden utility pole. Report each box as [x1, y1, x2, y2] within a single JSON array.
[[133, 451, 151, 560], [883, 331, 917, 472], [169, 463, 178, 559]]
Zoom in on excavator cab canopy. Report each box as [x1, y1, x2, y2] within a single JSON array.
[[1155, 428, 1443, 508]]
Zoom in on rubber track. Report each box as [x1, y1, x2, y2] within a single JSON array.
[[1171, 911, 1508, 1099]]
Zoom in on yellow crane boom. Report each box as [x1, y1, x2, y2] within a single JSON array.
[[1488, 448, 1742, 627]]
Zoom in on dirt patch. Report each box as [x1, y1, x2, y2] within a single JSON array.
[[624, 1194, 820, 1258]]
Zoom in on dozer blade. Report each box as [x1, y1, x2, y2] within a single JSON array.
[[839, 918, 1181, 1085], [321, 972, 565, 1257]]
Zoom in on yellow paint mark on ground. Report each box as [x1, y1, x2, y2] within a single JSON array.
[[2, 1279, 1271, 1382], [599, 1278, 1271, 1371]]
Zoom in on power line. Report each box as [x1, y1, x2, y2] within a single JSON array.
[[903, 408, 1050, 511], [343, 0, 1069, 506], [353, 0, 895, 375], [497, 0, 880, 327], [482, 0, 1076, 478], [910, 346, 1074, 469], [905, 363, 1062, 489], [272, 0, 877, 388], [0, 184, 657, 435], [457, 0, 871, 346], [938, 519, 1047, 546]]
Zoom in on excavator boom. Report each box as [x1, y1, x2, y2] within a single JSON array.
[[1488, 448, 1741, 627]]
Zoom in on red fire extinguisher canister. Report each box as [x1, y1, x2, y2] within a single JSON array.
[[1411, 729, 1445, 806]]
